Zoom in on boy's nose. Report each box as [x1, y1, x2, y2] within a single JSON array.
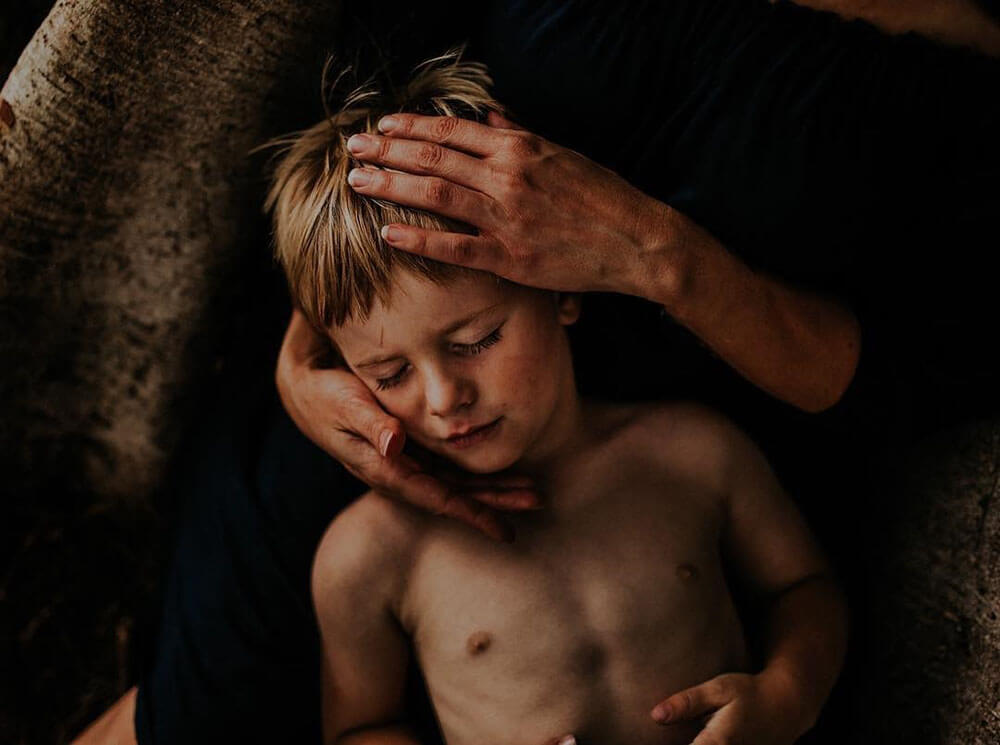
[[425, 371, 476, 418]]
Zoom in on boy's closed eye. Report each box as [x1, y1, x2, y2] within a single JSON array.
[[373, 323, 506, 391]]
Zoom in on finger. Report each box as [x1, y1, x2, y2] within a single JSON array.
[[433, 471, 540, 509], [380, 461, 514, 542], [381, 224, 504, 273], [486, 109, 528, 132], [465, 488, 541, 511], [651, 678, 734, 724], [348, 167, 494, 227], [377, 113, 509, 157], [447, 472, 536, 490], [337, 387, 406, 457], [346, 133, 496, 192]]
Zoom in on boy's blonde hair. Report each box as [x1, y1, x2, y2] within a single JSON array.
[[262, 48, 502, 330]]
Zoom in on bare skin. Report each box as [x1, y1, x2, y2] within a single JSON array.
[[70, 686, 137, 745], [277, 0, 1000, 543], [349, 111, 862, 413], [314, 271, 846, 745], [314, 401, 847, 745], [793, 0, 1000, 57], [77, 2, 994, 741]]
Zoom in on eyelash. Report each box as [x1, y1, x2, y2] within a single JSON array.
[[451, 325, 504, 356], [374, 325, 505, 391]]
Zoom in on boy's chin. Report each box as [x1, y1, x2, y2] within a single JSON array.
[[436, 444, 524, 476]]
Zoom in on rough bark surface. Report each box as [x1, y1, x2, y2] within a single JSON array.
[[863, 420, 1000, 744], [1, 0, 341, 502], [0, 1, 342, 741]]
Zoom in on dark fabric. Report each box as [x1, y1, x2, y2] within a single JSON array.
[[135, 365, 362, 744], [136, 2, 999, 743], [470, 0, 1000, 428]]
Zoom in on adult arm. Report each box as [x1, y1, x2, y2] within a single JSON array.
[[346, 113, 860, 412], [650, 413, 848, 743], [791, 0, 1000, 57]]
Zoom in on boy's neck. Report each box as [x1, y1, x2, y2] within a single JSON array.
[[512, 376, 587, 479]]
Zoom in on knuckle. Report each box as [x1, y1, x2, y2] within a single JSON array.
[[679, 690, 695, 713], [706, 678, 728, 699], [373, 168, 392, 191], [416, 142, 444, 170], [425, 178, 453, 206], [375, 136, 393, 162], [437, 490, 460, 517], [430, 115, 460, 142], [449, 235, 475, 263], [507, 132, 542, 159], [410, 229, 428, 252], [496, 167, 528, 197]]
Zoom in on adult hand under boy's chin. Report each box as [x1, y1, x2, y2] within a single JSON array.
[[276, 308, 539, 542], [344, 109, 672, 299], [651, 671, 808, 745]]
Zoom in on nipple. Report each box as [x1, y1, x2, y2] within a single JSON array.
[[466, 630, 493, 656], [676, 563, 700, 581]]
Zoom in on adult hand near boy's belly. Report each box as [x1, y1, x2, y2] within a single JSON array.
[[275, 307, 541, 541]]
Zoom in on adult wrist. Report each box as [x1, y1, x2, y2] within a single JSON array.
[[628, 197, 697, 317]]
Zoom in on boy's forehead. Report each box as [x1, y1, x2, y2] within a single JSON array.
[[331, 270, 512, 356]]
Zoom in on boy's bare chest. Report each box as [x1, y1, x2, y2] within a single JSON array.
[[405, 487, 723, 652], [399, 479, 744, 745]]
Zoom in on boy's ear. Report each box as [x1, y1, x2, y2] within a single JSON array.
[[555, 293, 582, 326]]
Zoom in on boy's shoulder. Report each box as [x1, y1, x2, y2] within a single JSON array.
[[312, 491, 429, 608], [594, 399, 754, 489]]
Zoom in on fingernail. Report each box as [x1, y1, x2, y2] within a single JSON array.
[[378, 116, 399, 133], [557, 736, 576, 745], [348, 168, 372, 187], [378, 430, 395, 457], [652, 704, 671, 722], [381, 225, 403, 243], [347, 133, 371, 154]]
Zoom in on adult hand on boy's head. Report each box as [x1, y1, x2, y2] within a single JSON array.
[[343, 110, 668, 297], [276, 309, 538, 541]]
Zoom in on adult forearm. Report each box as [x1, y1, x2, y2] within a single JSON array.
[[792, 0, 1000, 56], [759, 573, 849, 738], [634, 202, 861, 412]]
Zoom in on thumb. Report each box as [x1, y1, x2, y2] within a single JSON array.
[[343, 393, 406, 457], [487, 108, 527, 131]]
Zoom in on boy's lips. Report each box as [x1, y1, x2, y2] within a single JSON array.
[[443, 417, 503, 449]]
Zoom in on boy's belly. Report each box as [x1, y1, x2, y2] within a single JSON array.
[[419, 619, 745, 745], [404, 514, 748, 745]]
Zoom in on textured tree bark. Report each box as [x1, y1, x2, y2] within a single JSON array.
[[861, 420, 1000, 745], [0, 0, 342, 503]]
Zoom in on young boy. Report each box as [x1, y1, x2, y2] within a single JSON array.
[[266, 53, 847, 745]]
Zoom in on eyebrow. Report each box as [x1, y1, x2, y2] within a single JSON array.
[[355, 302, 503, 369]]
